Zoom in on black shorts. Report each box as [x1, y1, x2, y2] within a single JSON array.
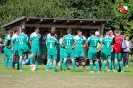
[[97, 51, 101, 59]]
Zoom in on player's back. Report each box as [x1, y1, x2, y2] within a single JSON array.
[[12, 34, 19, 47], [18, 34, 28, 45], [46, 37, 57, 50], [30, 32, 41, 46], [4, 35, 11, 50], [113, 35, 123, 53], [75, 35, 86, 48], [87, 36, 100, 48], [63, 35, 75, 49]]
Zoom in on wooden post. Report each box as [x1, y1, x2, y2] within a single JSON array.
[[100, 23, 104, 38], [20, 21, 25, 33]]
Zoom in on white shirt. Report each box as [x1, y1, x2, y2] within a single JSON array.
[[47, 33, 57, 39]]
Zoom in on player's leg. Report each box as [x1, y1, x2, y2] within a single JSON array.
[[118, 53, 124, 72], [53, 54, 57, 72], [108, 55, 112, 72], [4, 50, 9, 69], [60, 53, 64, 69], [97, 51, 102, 71], [30, 47, 36, 65], [114, 53, 118, 72], [101, 52, 106, 72], [94, 54, 100, 72], [41, 54, 45, 65], [80, 51, 86, 71], [46, 54, 51, 71], [88, 50, 94, 72], [8, 50, 13, 69], [62, 49, 67, 71], [35, 48, 40, 69], [70, 50, 76, 71], [18, 48, 24, 71], [75, 58, 79, 70]]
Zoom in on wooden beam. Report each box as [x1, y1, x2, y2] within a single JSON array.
[[100, 23, 104, 37], [25, 24, 100, 29]]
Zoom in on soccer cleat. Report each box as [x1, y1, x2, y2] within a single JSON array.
[[121, 71, 125, 73], [67, 68, 71, 70], [114, 70, 118, 73], [20, 70, 22, 71], [53, 70, 56, 72], [90, 71, 94, 73]]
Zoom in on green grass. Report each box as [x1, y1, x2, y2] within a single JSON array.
[[0, 54, 133, 88]]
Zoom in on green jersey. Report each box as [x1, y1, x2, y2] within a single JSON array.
[[46, 37, 58, 54], [18, 33, 28, 45], [86, 35, 101, 48], [63, 34, 75, 49], [4, 35, 12, 50], [102, 36, 113, 55], [74, 35, 86, 48], [59, 38, 64, 51], [30, 32, 41, 47], [11, 34, 19, 47]]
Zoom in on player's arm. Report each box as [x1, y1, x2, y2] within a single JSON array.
[[82, 36, 87, 47], [97, 38, 102, 52], [5, 40, 10, 48], [71, 40, 76, 49]]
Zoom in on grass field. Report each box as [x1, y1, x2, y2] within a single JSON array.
[[0, 54, 133, 88]]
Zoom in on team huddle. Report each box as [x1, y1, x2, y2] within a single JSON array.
[[3, 27, 124, 73]]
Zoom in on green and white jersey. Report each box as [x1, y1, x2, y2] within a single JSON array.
[[63, 34, 75, 49], [4, 35, 12, 50], [42, 35, 47, 45], [30, 32, 41, 47], [86, 35, 101, 48], [74, 35, 86, 48], [11, 34, 19, 48], [17, 33, 28, 45], [102, 36, 113, 55], [59, 37, 64, 51]]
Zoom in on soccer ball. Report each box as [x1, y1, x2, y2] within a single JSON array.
[[30, 64, 36, 71]]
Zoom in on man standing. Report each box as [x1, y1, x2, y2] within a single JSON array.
[[101, 31, 113, 72], [74, 30, 86, 71], [17, 29, 29, 71], [113, 30, 124, 72], [11, 28, 20, 69], [30, 27, 41, 70], [85, 31, 101, 73], [4, 30, 13, 70], [46, 33, 58, 72], [62, 28, 76, 72]]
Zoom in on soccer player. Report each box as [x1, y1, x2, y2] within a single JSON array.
[[29, 27, 41, 70], [85, 31, 101, 73], [113, 30, 124, 72], [17, 29, 29, 71], [4, 30, 13, 70], [62, 28, 76, 72], [74, 30, 86, 71], [12, 28, 20, 69], [101, 31, 113, 72], [41, 30, 48, 65], [46, 33, 58, 72]]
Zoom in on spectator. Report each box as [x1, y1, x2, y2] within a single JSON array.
[[122, 36, 132, 67], [0, 37, 4, 55]]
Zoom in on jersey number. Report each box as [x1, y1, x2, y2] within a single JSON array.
[[107, 42, 110, 48], [19, 39, 23, 44], [67, 40, 70, 45]]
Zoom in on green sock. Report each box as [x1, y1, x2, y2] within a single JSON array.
[[49, 60, 52, 68], [76, 65, 79, 69], [19, 60, 22, 70], [62, 61, 66, 71], [102, 62, 106, 72], [119, 62, 124, 71], [46, 63, 49, 71], [108, 62, 112, 71], [30, 56, 33, 65], [114, 62, 118, 71], [60, 59, 63, 68], [53, 65, 56, 71], [90, 63, 94, 71], [82, 65, 85, 69], [17, 60, 19, 69], [95, 62, 100, 72], [72, 61, 76, 71], [9, 60, 13, 69], [4, 59, 8, 69], [35, 60, 38, 69], [41, 58, 44, 64]]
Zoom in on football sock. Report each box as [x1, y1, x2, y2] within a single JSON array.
[[41, 58, 44, 65], [119, 62, 124, 71], [90, 63, 94, 71], [9, 60, 13, 69], [5, 58, 8, 69], [114, 62, 118, 71], [35, 60, 38, 69], [95, 62, 100, 72], [102, 62, 106, 72], [82, 65, 85, 69], [19, 60, 22, 70], [53, 65, 56, 71], [62, 60, 66, 71], [72, 60, 76, 71], [17, 60, 19, 69], [13, 60, 16, 69], [30, 56, 33, 65], [49, 60, 52, 68], [108, 62, 112, 71], [66, 61, 69, 68], [60, 59, 63, 68], [46, 63, 49, 71]]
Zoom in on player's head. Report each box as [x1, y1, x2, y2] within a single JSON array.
[[109, 30, 114, 36], [67, 28, 72, 34], [106, 31, 110, 36], [44, 30, 48, 35], [0, 37, 2, 42], [77, 30, 82, 37], [125, 36, 129, 40], [8, 30, 13, 37], [21, 28, 26, 33], [95, 31, 100, 36], [114, 30, 120, 36], [14, 27, 20, 34], [51, 27, 56, 33], [35, 27, 40, 34], [50, 32, 55, 37], [90, 31, 95, 36]]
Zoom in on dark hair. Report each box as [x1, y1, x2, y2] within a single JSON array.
[[77, 30, 82, 33], [61, 34, 64, 37], [21, 28, 26, 32], [51, 33, 55, 36], [14, 27, 20, 33], [90, 31, 95, 35], [35, 27, 39, 30], [114, 30, 120, 34], [51, 27, 56, 30], [8, 30, 13, 34], [67, 28, 72, 34], [44, 30, 48, 34]]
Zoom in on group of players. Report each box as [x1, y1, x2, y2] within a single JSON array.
[[3, 26, 124, 72]]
